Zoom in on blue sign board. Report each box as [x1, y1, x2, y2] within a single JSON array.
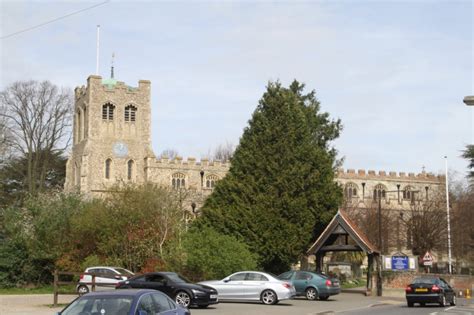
[[391, 256, 409, 270]]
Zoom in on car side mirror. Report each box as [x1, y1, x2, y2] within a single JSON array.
[[162, 279, 168, 286], [223, 278, 230, 283]]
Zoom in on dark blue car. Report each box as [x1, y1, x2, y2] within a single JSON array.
[[57, 289, 191, 315]]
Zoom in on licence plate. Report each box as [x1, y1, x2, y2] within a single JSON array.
[[210, 294, 218, 299], [415, 288, 428, 292]]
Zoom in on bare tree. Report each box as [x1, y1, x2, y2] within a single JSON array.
[[213, 141, 234, 162], [450, 184, 474, 269], [0, 80, 72, 194], [160, 148, 179, 160], [402, 192, 447, 257]]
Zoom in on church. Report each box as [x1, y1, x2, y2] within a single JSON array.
[[64, 75, 445, 219]]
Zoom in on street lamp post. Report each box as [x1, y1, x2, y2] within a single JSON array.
[[465, 96, 474, 144]]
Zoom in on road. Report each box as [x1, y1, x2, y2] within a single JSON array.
[[0, 293, 472, 315]]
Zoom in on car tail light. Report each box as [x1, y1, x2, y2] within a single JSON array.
[[405, 285, 412, 293], [282, 282, 292, 289], [80, 274, 84, 280], [431, 285, 441, 293], [325, 280, 332, 286]]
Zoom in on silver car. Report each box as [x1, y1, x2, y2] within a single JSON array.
[[199, 271, 296, 305]]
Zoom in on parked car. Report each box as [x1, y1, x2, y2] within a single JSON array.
[[116, 271, 218, 308], [198, 271, 296, 305], [405, 276, 456, 307], [57, 289, 190, 315], [76, 266, 135, 295], [277, 270, 340, 300]]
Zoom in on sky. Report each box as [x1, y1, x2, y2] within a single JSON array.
[[1, 0, 473, 178]]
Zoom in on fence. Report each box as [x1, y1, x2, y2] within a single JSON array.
[[52, 270, 114, 307]]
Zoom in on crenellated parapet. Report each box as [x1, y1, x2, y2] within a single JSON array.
[[336, 168, 444, 183], [154, 156, 230, 168]]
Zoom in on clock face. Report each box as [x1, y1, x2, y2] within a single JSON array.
[[113, 142, 129, 158]]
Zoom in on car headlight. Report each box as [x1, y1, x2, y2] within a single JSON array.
[[192, 289, 205, 295]]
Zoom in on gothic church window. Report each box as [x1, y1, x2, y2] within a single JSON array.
[[105, 159, 112, 179], [171, 173, 185, 189], [402, 186, 414, 200], [127, 160, 134, 180], [102, 103, 115, 121], [344, 182, 358, 199], [373, 184, 386, 200], [206, 174, 219, 189], [125, 105, 137, 122]]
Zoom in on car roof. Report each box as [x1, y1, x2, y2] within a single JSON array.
[[82, 289, 157, 297], [86, 266, 124, 270]]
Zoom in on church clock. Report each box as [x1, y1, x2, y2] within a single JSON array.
[[113, 141, 129, 158]]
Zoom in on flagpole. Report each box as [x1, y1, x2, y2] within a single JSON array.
[[96, 25, 100, 75]]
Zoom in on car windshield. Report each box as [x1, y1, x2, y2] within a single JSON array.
[[61, 296, 133, 315], [412, 278, 437, 284], [114, 268, 134, 276], [166, 273, 190, 283]]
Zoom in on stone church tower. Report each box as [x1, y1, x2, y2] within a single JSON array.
[[64, 75, 155, 193]]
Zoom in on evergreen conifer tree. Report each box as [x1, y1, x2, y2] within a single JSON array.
[[195, 81, 343, 273]]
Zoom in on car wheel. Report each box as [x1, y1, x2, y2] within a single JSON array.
[[407, 302, 414, 307], [439, 294, 446, 307], [319, 296, 329, 301], [198, 304, 209, 309], [175, 291, 191, 308], [420, 302, 425, 307], [450, 295, 456, 306], [261, 289, 278, 305], [305, 287, 318, 300], [77, 285, 89, 296]]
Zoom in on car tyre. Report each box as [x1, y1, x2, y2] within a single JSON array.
[[407, 301, 414, 307], [175, 291, 191, 308], [261, 289, 278, 305], [305, 287, 318, 300], [439, 294, 446, 307], [77, 285, 89, 296], [319, 296, 329, 301], [420, 302, 425, 307], [450, 295, 456, 306]]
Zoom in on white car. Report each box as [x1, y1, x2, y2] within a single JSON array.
[[76, 266, 134, 295], [199, 271, 296, 305]]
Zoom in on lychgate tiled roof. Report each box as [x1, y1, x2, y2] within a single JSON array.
[[307, 209, 380, 255]]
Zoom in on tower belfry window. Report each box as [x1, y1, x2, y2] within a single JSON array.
[[102, 103, 115, 120], [105, 159, 112, 179], [125, 105, 137, 122]]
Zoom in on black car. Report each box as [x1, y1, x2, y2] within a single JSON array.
[[405, 276, 456, 307], [116, 272, 218, 308]]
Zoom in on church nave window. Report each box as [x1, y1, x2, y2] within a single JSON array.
[[102, 103, 115, 121], [205, 174, 219, 189], [171, 173, 186, 189], [344, 182, 358, 199], [125, 105, 137, 122], [373, 184, 386, 200]]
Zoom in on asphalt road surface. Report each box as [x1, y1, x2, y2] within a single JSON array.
[[1, 293, 472, 315]]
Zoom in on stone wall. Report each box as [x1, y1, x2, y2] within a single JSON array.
[[383, 272, 474, 291]]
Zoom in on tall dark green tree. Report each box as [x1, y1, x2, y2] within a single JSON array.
[[462, 144, 474, 182], [195, 81, 343, 273]]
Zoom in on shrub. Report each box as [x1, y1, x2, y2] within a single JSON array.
[[182, 227, 257, 281]]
